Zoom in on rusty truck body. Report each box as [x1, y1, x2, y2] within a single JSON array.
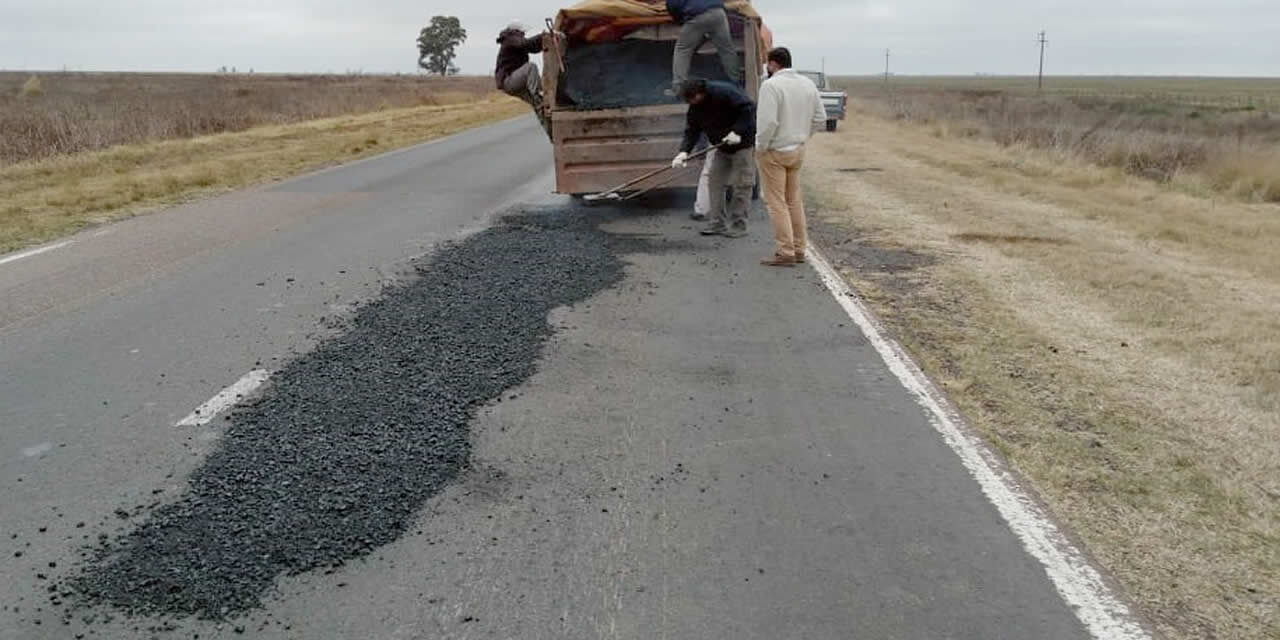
[[545, 3, 764, 196]]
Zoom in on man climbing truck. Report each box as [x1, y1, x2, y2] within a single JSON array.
[[668, 0, 742, 92], [495, 20, 555, 138], [544, 0, 765, 197]]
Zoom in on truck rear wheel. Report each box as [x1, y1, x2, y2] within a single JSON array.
[[826, 119, 839, 132]]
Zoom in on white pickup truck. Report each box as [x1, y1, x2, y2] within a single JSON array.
[[798, 71, 848, 132]]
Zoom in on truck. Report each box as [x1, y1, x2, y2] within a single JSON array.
[[797, 70, 848, 132], [545, 0, 765, 197]]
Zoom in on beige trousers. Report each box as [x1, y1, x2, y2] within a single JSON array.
[[757, 147, 807, 259]]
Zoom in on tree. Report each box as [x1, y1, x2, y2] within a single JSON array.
[[417, 15, 467, 76]]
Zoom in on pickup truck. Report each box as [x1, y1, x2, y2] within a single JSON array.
[[798, 70, 848, 132]]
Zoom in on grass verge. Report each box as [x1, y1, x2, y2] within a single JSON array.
[[0, 96, 527, 254], [805, 108, 1278, 640]]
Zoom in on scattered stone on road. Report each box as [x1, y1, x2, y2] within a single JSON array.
[[63, 206, 654, 622]]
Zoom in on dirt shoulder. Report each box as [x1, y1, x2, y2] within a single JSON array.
[[805, 108, 1278, 640], [0, 97, 526, 254]]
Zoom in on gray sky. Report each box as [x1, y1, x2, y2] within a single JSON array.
[[2, 1, 1276, 76]]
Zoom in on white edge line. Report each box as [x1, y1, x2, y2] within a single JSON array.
[[0, 240, 74, 267], [807, 245, 1151, 640], [175, 370, 272, 427]]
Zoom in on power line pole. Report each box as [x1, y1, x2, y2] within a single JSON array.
[[1037, 31, 1048, 93], [884, 48, 891, 84]]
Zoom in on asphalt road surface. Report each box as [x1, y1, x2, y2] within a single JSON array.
[[3, 116, 1101, 639]]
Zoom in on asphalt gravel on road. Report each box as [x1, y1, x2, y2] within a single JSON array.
[[60, 206, 648, 622]]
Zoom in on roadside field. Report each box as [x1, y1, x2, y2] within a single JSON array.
[[1, 97, 526, 254], [0, 72, 496, 164], [805, 108, 1278, 640], [833, 76, 1280, 202], [0, 72, 524, 253], [838, 75, 1280, 109]]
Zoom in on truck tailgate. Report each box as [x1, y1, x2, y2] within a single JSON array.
[[551, 104, 700, 195]]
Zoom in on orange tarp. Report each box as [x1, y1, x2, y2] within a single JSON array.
[[556, 0, 760, 22], [555, 0, 765, 54]]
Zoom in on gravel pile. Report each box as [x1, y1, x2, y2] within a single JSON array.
[[64, 207, 633, 620], [561, 40, 738, 110]]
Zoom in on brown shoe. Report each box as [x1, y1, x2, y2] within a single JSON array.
[[760, 255, 796, 267], [794, 253, 807, 264]]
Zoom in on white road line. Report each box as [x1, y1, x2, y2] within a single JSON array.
[[175, 370, 271, 427], [0, 241, 74, 267], [807, 246, 1151, 640]]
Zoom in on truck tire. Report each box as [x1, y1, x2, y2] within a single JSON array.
[[826, 119, 839, 132]]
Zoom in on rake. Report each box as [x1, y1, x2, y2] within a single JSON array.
[[582, 145, 719, 205]]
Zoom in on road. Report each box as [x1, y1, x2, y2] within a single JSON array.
[[2, 116, 1105, 639]]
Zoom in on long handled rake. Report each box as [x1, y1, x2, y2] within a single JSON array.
[[582, 145, 719, 205]]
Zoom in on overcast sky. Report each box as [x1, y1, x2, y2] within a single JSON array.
[[2, 1, 1275, 76]]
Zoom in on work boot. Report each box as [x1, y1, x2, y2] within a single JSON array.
[[531, 95, 552, 139], [760, 254, 796, 267], [700, 225, 727, 236], [722, 228, 748, 239], [534, 110, 552, 139]]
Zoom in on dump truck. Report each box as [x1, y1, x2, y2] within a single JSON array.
[[546, 0, 766, 197]]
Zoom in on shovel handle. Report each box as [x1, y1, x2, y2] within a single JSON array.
[[603, 145, 719, 195], [546, 19, 566, 74]]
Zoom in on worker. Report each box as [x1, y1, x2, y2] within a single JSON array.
[[494, 20, 553, 138], [672, 79, 756, 237], [754, 47, 827, 266], [691, 145, 717, 221], [667, 0, 742, 93], [693, 57, 772, 221]]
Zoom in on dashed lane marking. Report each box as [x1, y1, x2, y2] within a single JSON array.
[[175, 370, 272, 427]]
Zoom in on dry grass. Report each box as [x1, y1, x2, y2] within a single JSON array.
[[804, 108, 1278, 640], [0, 72, 496, 164], [0, 96, 526, 253], [834, 77, 1280, 202], [838, 75, 1280, 109]]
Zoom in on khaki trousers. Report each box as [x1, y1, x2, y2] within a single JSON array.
[[757, 147, 807, 259]]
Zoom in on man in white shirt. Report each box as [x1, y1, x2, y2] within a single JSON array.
[[754, 47, 828, 266]]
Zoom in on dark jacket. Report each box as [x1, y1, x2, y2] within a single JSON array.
[[666, 0, 725, 24], [494, 29, 545, 89], [680, 81, 756, 154]]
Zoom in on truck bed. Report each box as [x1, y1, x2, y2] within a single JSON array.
[[544, 14, 761, 196]]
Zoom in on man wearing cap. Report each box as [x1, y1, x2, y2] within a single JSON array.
[[754, 47, 827, 266], [494, 20, 554, 138]]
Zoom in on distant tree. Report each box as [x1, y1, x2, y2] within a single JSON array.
[[417, 15, 467, 76]]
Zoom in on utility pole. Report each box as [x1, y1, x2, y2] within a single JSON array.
[[884, 48, 890, 84], [1037, 31, 1048, 93]]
